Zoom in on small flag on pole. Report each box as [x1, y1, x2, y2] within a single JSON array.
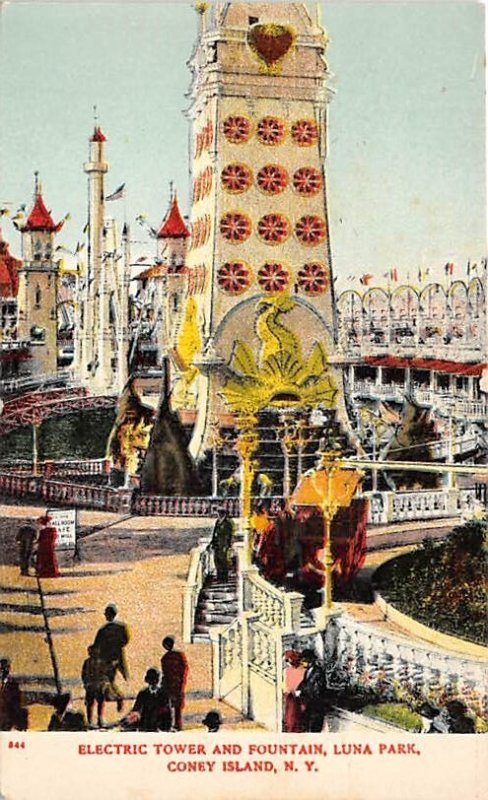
[[360, 273, 374, 286], [390, 268, 398, 282], [105, 183, 125, 202], [444, 262, 455, 276]]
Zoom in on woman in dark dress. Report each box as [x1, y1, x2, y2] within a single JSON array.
[[36, 515, 59, 578]]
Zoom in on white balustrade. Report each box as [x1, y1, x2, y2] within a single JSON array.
[[324, 614, 488, 719]]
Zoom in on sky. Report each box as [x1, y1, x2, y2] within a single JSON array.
[[0, 0, 485, 288]]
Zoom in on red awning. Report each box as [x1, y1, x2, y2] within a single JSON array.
[[364, 355, 485, 377]]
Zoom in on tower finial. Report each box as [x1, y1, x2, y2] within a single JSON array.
[[34, 171, 42, 197], [169, 180, 174, 201], [93, 104, 98, 125]]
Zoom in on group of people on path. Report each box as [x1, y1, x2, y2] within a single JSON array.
[[78, 605, 189, 732], [16, 515, 59, 578]]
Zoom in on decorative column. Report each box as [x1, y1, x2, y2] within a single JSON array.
[[235, 413, 259, 566]]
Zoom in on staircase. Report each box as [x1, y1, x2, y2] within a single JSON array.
[[194, 572, 238, 640]]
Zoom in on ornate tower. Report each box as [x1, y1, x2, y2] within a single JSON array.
[[17, 174, 64, 376], [186, 3, 349, 458], [77, 126, 129, 394]]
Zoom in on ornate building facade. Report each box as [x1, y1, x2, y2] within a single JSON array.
[[181, 2, 350, 460]]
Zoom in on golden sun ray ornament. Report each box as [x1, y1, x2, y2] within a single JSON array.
[[221, 294, 338, 415]]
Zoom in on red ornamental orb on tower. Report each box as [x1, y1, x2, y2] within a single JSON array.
[[217, 261, 252, 295], [257, 116, 286, 145], [257, 213, 290, 244], [258, 262, 290, 292], [293, 166, 322, 195], [220, 212, 252, 243], [256, 164, 289, 194], [223, 115, 252, 144], [291, 119, 318, 146], [221, 163, 253, 193], [295, 215, 327, 245]]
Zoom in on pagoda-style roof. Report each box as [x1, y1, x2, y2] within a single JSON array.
[[91, 126, 107, 142], [0, 231, 21, 297], [157, 195, 190, 239], [21, 193, 64, 233]]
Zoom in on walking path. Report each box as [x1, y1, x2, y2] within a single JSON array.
[[0, 508, 261, 731], [0, 504, 471, 732]]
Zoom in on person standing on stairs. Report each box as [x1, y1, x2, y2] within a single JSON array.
[[210, 508, 235, 582]]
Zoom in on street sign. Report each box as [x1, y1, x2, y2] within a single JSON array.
[[48, 508, 77, 550]]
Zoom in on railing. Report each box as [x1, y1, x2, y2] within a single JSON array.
[[324, 614, 488, 721], [0, 458, 110, 477], [0, 471, 132, 513], [242, 565, 303, 633], [183, 538, 212, 643], [210, 617, 246, 715], [133, 494, 240, 517], [350, 381, 406, 400], [41, 480, 133, 512], [364, 488, 479, 525], [0, 472, 42, 498], [0, 371, 73, 396]]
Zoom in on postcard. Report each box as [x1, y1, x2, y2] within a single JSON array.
[[0, 1, 486, 798]]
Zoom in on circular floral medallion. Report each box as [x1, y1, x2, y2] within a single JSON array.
[[257, 116, 286, 145], [217, 261, 252, 295], [297, 262, 329, 294], [295, 215, 327, 246], [291, 119, 318, 146], [257, 213, 290, 244], [221, 163, 253, 193], [293, 166, 322, 195], [258, 262, 290, 292], [220, 212, 252, 243], [256, 164, 289, 194], [223, 115, 252, 144]]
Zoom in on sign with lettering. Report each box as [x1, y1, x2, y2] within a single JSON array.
[[48, 508, 77, 550]]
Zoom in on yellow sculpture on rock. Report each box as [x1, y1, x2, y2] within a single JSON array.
[[222, 294, 337, 414]]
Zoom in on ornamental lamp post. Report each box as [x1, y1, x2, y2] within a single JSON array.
[[234, 412, 260, 566], [290, 450, 364, 612]]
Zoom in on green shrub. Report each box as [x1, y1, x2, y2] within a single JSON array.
[[362, 702, 422, 732], [375, 520, 488, 646]]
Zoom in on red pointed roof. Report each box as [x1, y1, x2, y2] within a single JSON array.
[[91, 126, 107, 142], [157, 195, 190, 239], [0, 231, 21, 297], [21, 194, 64, 233]]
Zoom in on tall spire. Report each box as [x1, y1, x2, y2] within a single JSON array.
[[21, 175, 63, 233], [157, 192, 190, 239]]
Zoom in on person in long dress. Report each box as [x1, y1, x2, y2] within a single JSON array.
[[36, 515, 59, 578], [283, 650, 305, 733]]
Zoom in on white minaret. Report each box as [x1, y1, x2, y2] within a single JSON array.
[[80, 124, 110, 392]]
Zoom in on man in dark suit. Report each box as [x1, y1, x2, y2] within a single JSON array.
[[15, 524, 37, 576], [161, 636, 189, 731], [122, 669, 171, 732], [93, 604, 130, 711], [296, 649, 329, 732], [0, 658, 28, 730]]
